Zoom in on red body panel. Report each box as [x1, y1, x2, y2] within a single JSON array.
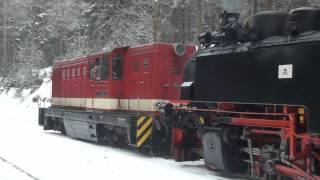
[[52, 43, 196, 107]]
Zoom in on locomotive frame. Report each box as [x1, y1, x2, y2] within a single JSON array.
[[169, 101, 320, 179]]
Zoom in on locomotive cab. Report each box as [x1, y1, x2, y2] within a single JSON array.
[[86, 47, 127, 109]]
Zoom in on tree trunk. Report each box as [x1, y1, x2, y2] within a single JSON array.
[[2, 0, 7, 66], [153, 0, 160, 42], [266, 0, 274, 10], [196, 0, 202, 37], [253, 0, 258, 14], [58, 0, 64, 57]]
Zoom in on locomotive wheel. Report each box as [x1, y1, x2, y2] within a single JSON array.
[[137, 148, 154, 157], [111, 133, 126, 147], [201, 126, 247, 173]]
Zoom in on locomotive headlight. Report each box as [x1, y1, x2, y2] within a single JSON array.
[[299, 116, 305, 124], [298, 107, 305, 124], [298, 108, 305, 115], [173, 43, 186, 56], [199, 116, 205, 125]]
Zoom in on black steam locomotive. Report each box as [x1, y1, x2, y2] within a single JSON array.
[[170, 7, 320, 179]]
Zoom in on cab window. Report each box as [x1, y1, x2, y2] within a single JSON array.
[[90, 56, 109, 81], [89, 62, 95, 80], [112, 55, 123, 80], [90, 59, 101, 80], [101, 56, 109, 80]]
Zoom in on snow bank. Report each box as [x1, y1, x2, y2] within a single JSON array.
[[0, 67, 52, 126]]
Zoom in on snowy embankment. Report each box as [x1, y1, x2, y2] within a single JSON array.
[[0, 67, 232, 180]]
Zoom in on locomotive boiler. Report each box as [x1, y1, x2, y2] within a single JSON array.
[[168, 7, 320, 179]]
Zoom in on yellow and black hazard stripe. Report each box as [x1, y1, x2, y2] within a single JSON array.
[[136, 116, 153, 148]]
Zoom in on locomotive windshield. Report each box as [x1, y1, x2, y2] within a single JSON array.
[[112, 55, 123, 80], [90, 56, 109, 80], [101, 56, 109, 80]]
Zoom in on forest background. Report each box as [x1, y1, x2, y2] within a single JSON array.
[[0, 0, 318, 91]]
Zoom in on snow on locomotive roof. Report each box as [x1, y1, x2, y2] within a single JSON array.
[[130, 42, 195, 48], [53, 51, 109, 64], [53, 42, 195, 67], [54, 55, 87, 64], [130, 42, 172, 48], [53, 42, 167, 64]]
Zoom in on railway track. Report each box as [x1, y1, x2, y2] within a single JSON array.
[[0, 156, 39, 180]]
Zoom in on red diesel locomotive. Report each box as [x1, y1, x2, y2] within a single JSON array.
[[39, 42, 196, 151], [39, 7, 320, 179]]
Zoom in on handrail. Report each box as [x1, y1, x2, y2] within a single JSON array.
[[174, 107, 293, 117]]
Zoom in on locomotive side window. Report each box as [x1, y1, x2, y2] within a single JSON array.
[[90, 58, 102, 80], [95, 58, 101, 80], [101, 56, 109, 80], [72, 68, 75, 78], [144, 59, 150, 71], [83, 67, 87, 77], [66, 69, 70, 79], [77, 67, 81, 77], [112, 55, 123, 80], [62, 70, 66, 80], [89, 63, 95, 80]]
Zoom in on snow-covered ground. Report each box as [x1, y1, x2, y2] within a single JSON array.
[[0, 68, 233, 180]]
